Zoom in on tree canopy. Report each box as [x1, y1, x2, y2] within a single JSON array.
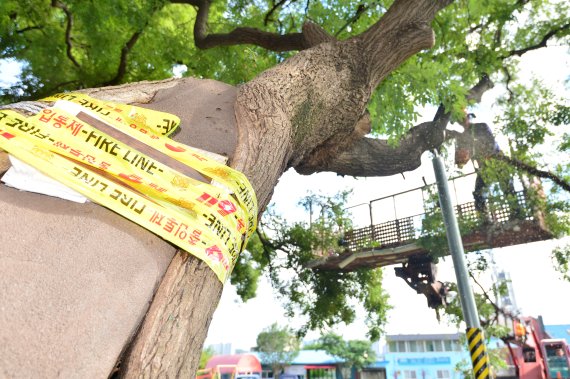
[[2, 1, 569, 175], [305, 332, 376, 371], [1, 0, 569, 343], [255, 323, 300, 376]]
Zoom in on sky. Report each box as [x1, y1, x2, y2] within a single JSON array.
[[0, 58, 22, 89], [204, 45, 570, 352]]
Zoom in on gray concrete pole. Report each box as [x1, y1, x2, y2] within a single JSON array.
[[432, 154, 480, 328], [432, 154, 491, 378]]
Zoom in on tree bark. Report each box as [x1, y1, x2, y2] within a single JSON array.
[[120, 253, 222, 378]]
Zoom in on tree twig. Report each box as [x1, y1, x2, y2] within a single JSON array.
[[50, 0, 80, 68], [16, 25, 43, 34], [504, 22, 570, 58], [469, 272, 507, 326], [502, 66, 514, 101], [104, 4, 163, 86], [495, 154, 570, 193], [264, 0, 291, 26], [103, 29, 145, 86], [334, 2, 371, 37]]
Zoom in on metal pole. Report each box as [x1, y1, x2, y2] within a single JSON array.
[[432, 153, 491, 379]]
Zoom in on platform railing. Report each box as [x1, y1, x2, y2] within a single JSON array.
[[343, 190, 534, 252]]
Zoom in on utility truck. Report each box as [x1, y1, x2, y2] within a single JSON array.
[[499, 316, 570, 379]]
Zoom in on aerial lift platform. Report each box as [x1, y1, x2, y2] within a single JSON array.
[[307, 173, 553, 308]]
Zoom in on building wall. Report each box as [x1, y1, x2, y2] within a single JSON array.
[[383, 351, 468, 379], [209, 343, 233, 355], [361, 368, 387, 379], [379, 334, 469, 379]]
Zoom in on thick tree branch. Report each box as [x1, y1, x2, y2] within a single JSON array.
[[296, 75, 493, 177], [296, 106, 452, 176], [173, 0, 332, 51], [466, 74, 494, 103], [504, 22, 570, 58], [174, 0, 450, 63], [193, 0, 304, 50], [50, 0, 80, 68], [494, 154, 570, 193], [302, 22, 336, 46], [358, 0, 454, 87]]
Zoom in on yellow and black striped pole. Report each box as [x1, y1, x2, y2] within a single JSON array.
[[432, 154, 492, 379], [467, 328, 491, 379]]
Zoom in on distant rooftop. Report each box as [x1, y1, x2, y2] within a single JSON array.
[[291, 350, 343, 365], [252, 350, 343, 366], [386, 333, 462, 341]]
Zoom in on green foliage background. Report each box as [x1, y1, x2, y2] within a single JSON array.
[[255, 323, 300, 375], [305, 332, 376, 370]]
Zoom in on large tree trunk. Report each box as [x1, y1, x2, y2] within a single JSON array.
[[119, 1, 450, 375], [0, 0, 451, 377]]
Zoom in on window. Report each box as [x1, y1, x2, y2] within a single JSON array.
[[453, 341, 463, 351], [388, 341, 398, 352], [436, 370, 450, 379], [404, 370, 417, 379], [434, 340, 444, 352], [408, 341, 418, 352], [426, 340, 435, 352], [398, 341, 407, 353], [417, 341, 425, 352], [444, 340, 453, 351]]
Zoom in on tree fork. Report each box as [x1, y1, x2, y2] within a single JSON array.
[[233, 0, 454, 208]]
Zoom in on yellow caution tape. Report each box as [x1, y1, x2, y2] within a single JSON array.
[[0, 94, 257, 283], [42, 93, 180, 136]]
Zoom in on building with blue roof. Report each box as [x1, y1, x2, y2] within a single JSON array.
[[280, 350, 343, 379], [250, 324, 570, 379], [255, 334, 469, 379]]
